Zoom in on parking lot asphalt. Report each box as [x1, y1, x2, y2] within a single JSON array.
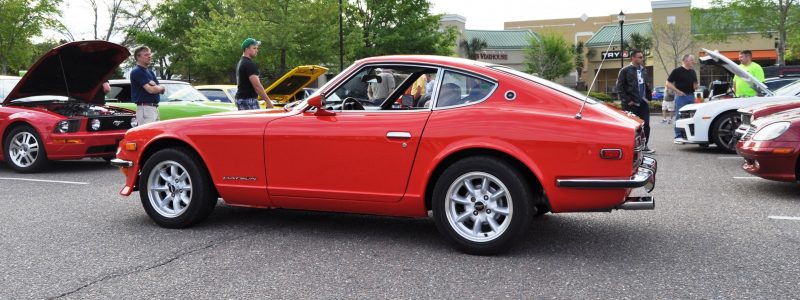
[[0, 117, 798, 299]]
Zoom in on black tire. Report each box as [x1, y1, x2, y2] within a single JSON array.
[[432, 156, 533, 255], [138, 147, 217, 228], [3, 125, 49, 173], [710, 111, 741, 154]]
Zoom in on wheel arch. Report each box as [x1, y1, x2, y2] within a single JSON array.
[[709, 109, 740, 142], [2, 121, 40, 158], [138, 137, 219, 197], [424, 147, 548, 213]]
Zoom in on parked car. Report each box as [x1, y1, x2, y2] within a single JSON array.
[[764, 77, 800, 91], [0, 41, 135, 173], [111, 55, 657, 255], [651, 86, 665, 100], [105, 80, 236, 120], [736, 107, 800, 182], [0, 75, 21, 101], [263, 65, 327, 106], [735, 81, 800, 140], [674, 48, 800, 153], [195, 85, 236, 103]]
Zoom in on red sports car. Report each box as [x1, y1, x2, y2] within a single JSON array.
[[112, 56, 657, 254], [1, 41, 134, 173], [737, 107, 800, 182]]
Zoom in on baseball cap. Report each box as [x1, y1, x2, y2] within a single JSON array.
[[241, 37, 261, 50]]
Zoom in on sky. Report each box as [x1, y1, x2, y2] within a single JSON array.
[[51, 0, 713, 42]]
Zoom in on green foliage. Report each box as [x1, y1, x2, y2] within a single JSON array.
[[349, 0, 457, 58], [573, 41, 585, 82], [624, 32, 653, 64], [460, 37, 487, 60], [589, 91, 613, 102], [524, 33, 574, 81], [649, 100, 662, 112], [0, 0, 61, 74]]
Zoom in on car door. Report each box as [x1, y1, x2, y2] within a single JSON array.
[[265, 65, 438, 203]]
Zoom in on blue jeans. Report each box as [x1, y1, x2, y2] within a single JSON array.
[[674, 95, 695, 138], [236, 98, 260, 110]]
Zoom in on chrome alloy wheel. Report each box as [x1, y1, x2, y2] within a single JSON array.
[[8, 131, 40, 168], [445, 172, 513, 242], [147, 160, 193, 218]]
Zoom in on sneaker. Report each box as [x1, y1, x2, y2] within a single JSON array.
[[660, 119, 668, 123], [667, 119, 673, 124], [673, 139, 684, 144], [642, 147, 656, 154]]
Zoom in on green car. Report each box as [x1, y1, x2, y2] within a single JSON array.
[[105, 79, 236, 120]]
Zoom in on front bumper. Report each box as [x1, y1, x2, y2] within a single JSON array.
[[737, 141, 798, 182], [109, 158, 132, 168], [556, 157, 657, 192], [675, 117, 708, 144], [45, 131, 125, 159]]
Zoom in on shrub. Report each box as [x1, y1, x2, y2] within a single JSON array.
[[589, 92, 614, 102]]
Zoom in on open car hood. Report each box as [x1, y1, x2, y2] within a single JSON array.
[[4, 41, 130, 105], [264, 65, 327, 103], [700, 48, 772, 97]]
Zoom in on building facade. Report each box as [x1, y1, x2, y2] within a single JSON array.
[[489, 0, 777, 94]]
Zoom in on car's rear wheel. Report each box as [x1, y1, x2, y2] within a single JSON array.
[[432, 156, 533, 255], [3, 125, 49, 173], [710, 111, 741, 153], [139, 147, 216, 228]]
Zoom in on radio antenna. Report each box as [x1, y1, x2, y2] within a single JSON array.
[[576, 37, 618, 120]]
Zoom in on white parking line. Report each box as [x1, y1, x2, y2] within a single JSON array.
[[0, 177, 88, 185], [733, 176, 763, 180], [768, 216, 800, 221], [718, 156, 742, 159]]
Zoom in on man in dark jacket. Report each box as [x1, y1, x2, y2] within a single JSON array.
[[616, 49, 655, 154]]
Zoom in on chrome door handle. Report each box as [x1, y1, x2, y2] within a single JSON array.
[[386, 132, 412, 139]]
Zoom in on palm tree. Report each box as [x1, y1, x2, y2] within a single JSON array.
[[460, 37, 488, 60]]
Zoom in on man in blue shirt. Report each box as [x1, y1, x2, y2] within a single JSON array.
[[130, 46, 165, 125]]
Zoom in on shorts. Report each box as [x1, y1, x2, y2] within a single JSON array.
[[135, 104, 160, 126], [661, 100, 675, 112], [236, 98, 261, 110]]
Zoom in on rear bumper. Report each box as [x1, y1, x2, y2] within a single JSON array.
[[556, 157, 657, 192]]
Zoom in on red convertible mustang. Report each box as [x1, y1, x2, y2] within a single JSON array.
[[737, 108, 800, 182], [113, 56, 657, 254], [1, 41, 134, 172]]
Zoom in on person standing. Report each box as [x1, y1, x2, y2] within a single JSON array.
[[732, 50, 765, 97], [235, 38, 273, 110], [666, 54, 699, 144], [660, 88, 674, 124], [616, 49, 655, 154], [130, 46, 165, 126]]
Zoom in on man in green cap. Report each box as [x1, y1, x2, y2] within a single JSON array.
[[235, 37, 273, 110]]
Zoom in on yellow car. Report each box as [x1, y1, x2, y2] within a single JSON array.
[[195, 65, 326, 108]]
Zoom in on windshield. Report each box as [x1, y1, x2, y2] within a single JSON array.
[[490, 66, 598, 104], [162, 83, 209, 102], [0, 78, 20, 100], [774, 80, 800, 96]]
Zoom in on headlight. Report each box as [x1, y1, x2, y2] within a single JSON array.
[[679, 109, 696, 119], [130, 117, 137, 127], [752, 122, 791, 141], [55, 120, 70, 133], [90, 119, 101, 131]]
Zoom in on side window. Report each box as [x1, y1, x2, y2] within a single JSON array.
[[325, 66, 438, 111], [107, 85, 132, 102], [435, 71, 496, 108]]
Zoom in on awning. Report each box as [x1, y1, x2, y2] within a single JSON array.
[[699, 49, 777, 61]]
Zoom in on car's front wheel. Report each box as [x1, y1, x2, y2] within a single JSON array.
[[710, 111, 741, 153], [432, 156, 533, 255], [139, 147, 217, 228], [3, 125, 49, 173]]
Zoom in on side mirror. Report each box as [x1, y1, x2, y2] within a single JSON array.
[[306, 94, 335, 116]]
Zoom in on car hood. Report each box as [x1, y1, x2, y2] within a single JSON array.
[[738, 99, 800, 114], [751, 107, 800, 127], [679, 95, 797, 113], [700, 48, 772, 97], [265, 65, 327, 103], [4, 41, 130, 105]]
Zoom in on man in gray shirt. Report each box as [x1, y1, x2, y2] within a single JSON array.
[[367, 68, 395, 103]]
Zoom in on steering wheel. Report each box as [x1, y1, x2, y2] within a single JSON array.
[[341, 97, 365, 110]]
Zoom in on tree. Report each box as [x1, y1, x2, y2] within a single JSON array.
[[573, 41, 585, 86], [651, 23, 696, 77], [692, 0, 800, 66], [460, 37, 487, 60], [624, 32, 653, 64], [0, 0, 61, 74], [524, 33, 574, 81], [349, 0, 457, 58]]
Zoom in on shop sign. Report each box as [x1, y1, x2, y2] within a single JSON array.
[[601, 50, 629, 60], [479, 53, 508, 60]]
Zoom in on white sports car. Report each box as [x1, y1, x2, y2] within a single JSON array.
[[675, 48, 800, 153]]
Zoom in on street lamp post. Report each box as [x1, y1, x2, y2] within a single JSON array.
[[618, 10, 625, 70]]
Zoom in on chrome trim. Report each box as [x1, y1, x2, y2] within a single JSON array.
[[557, 167, 654, 189], [386, 132, 411, 139], [110, 158, 133, 168]]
